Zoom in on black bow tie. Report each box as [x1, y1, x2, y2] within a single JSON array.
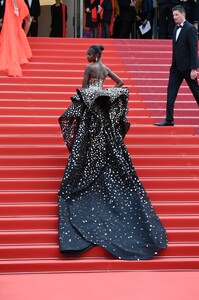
[[177, 25, 182, 29]]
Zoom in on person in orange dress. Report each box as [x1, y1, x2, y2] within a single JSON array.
[[0, 0, 32, 77]]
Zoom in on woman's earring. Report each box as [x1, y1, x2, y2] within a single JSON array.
[[95, 57, 98, 62]]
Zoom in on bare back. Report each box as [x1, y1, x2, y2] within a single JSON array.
[[82, 61, 124, 88]]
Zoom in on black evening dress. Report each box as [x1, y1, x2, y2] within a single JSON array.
[[58, 79, 167, 260]]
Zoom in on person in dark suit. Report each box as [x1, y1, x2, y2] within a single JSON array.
[[0, 0, 6, 31], [155, 5, 199, 126], [117, 0, 137, 38], [84, 0, 99, 38], [157, 0, 178, 39], [50, 0, 67, 37], [25, 0, 40, 36], [98, 0, 113, 38]]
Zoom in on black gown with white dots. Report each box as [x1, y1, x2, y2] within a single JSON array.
[[58, 79, 167, 260]]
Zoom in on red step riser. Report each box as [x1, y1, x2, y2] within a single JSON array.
[[20, 63, 131, 71], [153, 118, 199, 125], [1, 167, 199, 179], [1, 202, 199, 217], [0, 156, 198, 167], [0, 92, 72, 100], [1, 229, 199, 245], [0, 135, 199, 145], [0, 116, 154, 125], [0, 91, 143, 100], [0, 245, 112, 259], [0, 216, 198, 230], [0, 126, 61, 135], [144, 101, 199, 109], [132, 157, 199, 167], [137, 168, 199, 178], [2, 69, 141, 77], [0, 100, 73, 108], [29, 38, 172, 46], [129, 147, 199, 156], [18, 70, 170, 78], [1, 146, 198, 156], [0, 167, 65, 178], [0, 191, 57, 203], [1, 258, 199, 273], [2, 81, 182, 91], [0, 243, 198, 260], [0, 146, 67, 156], [0, 178, 199, 190], [0, 77, 139, 86], [0, 190, 198, 203], [29, 57, 172, 64], [151, 110, 199, 117], [139, 94, 196, 101], [30, 48, 170, 54], [21, 64, 171, 72], [136, 87, 196, 94], [0, 108, 150, 117], [0, 231, 58, 245]]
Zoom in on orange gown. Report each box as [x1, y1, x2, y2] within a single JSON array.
[[0, 0, 32, 77]]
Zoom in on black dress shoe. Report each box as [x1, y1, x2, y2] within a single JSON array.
[[154, 120, 174, 126]]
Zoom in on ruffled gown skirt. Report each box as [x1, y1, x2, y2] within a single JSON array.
[[58, 86, 167, 260]]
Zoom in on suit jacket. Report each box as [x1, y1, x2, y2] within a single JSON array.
[[25, 0, 40, 18], [84, 0, 99, 27], [172, 20, 199, 71], [0, 0, 5, 19], [117, 0, 136, 22], [100, 0, 113, 23], [100, 0, 113, 10]]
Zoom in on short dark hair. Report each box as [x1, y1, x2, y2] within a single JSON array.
[[88, 45, 104, 58], [172, 5, 186, 14]]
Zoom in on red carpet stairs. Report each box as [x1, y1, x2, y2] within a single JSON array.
[[0, 38, 199, 273]]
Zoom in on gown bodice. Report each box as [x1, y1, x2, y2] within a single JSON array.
[[88, 78, 104, 89]]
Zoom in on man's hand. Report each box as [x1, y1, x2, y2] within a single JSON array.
[[98, 5, 102, 13], [130, 0, 136, 7], [191, 69, 197, 80]]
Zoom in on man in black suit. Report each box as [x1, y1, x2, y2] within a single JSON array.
[[155, 5, 199, 126], [25, 0, 41, 36], [0, 0, 5, 32], [117, 0, 137, 38], [98, 0, 113, 38]]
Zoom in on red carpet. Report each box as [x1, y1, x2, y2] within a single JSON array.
[[0, 38, 199, 277], [1, 272, 199, 300]]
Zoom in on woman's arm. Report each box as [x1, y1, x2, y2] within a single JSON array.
[[24, 14, 32, 35], [107, 67, 124, 87]]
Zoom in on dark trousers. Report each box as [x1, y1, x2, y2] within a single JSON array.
[[166, 65, 199, 122], [28, 19, 38, 37], [101, 22, 110, 38], [119, 21, 133, 38]]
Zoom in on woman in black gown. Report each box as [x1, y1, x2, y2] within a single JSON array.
[[58, 45, 167, 260]]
